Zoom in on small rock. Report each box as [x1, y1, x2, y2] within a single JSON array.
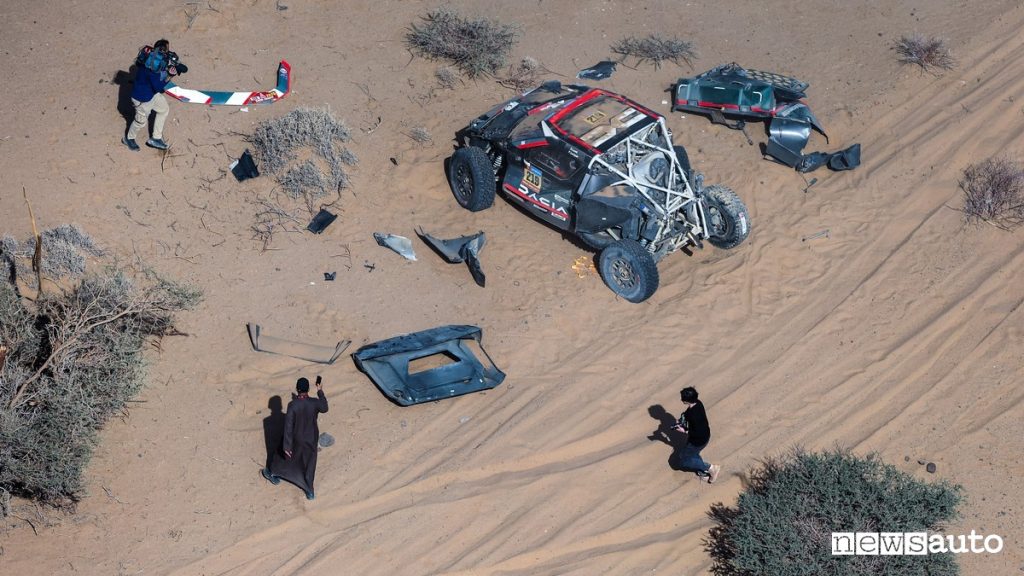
[[904, 456, 910, 462], [318, 432, 335, 448], [926, 462, 937, 474], [917, 459, 927, 465]]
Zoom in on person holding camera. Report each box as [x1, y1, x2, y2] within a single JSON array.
[[122, 39, 186, 152], [673, 387, 721, 483], [261, 375, 329, 500]]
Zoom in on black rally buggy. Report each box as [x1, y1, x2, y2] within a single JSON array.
[[449, 82, 750, 303]]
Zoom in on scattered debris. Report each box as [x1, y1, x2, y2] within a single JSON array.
[[352, 325, 506, 406], [323, 272, 336, 281], [571, 255, 598, 278], [363, 261, 376, 272], [577, 60, 617, 80], [307, 209, 338, 234], [373, 233, 417, 261], [674, 63, 861, 172], [318, 432, 335, 447], [230, 149, 260, 182], [416, 228, 486, 287], [246, 322, 350, 364], [801, 229, 831, 242]]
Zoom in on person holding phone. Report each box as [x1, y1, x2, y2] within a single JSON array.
[[261, 375, 329, 500], [674, 387, 721, 484]]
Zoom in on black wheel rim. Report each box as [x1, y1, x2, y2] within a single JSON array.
[[609, 257, 637, 291], [454, 163, 474, 203], [707, 203, 733, 239]]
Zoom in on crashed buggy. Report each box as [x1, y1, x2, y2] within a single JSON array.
[[448, 82, 750, 303]]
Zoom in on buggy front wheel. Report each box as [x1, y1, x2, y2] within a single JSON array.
[[448, 147, 495, 212], [598, 239, 660, 303]]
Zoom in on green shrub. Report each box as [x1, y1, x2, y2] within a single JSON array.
[[0, 263, 199, 506], [706, 449, 962, 576]]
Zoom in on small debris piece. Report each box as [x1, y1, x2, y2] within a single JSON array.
[[572, 255, 598, 278], [318, 432, 335, 447], [230, 149, 260, 181], [577, 60, 617, 80], [926, 462, 937, 474], [373, 233, 417, 261], [307, 209, 338, 234], [324, 272, 336, 281]]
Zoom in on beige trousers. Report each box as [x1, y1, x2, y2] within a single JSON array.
[[127, 93, 169, 140]]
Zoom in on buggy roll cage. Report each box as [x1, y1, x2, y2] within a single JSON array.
[[582, 118, 711, 255]]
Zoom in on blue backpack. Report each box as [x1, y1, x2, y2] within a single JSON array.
[[136, 46, 168, 72]]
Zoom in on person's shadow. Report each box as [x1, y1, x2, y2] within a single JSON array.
[[262, 396, 285, 469], [647, 404, 688, 471], [113, 67, 150, 137]]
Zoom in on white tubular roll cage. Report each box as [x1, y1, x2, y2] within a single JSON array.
[[583, 117, 710, 255]]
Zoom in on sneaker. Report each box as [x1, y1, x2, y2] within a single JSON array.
[[260, 468, 280, 485], [305, 490, 315, 500], [708, 464, 721, 484], [146, 138, 169, 150], [122, 136, 140, 151]]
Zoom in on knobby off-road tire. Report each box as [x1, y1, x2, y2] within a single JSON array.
[[449, 147, 495, 212], [702, 184, 750, 249], [598, 239, 660, 303], [673, 145, 693, 184]]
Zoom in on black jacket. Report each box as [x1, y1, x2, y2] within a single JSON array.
[[682, 400, 710, 447]]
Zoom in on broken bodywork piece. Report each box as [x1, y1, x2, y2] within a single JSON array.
[[352, 325, 505, 406], [416, 228, 486, 287], [373, 232, 417, 261], [673, 63, 861, 172], [306, 209, 337, 234], [230, 149, 260, 181], [577, 60, 617, 80], [246, 323, 350, 364]]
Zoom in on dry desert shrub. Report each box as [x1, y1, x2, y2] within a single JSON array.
[[408, 126, 433, 145], [0, 242, 198, 506], [611, 34, 697, 69], [435, 66, 458, 89], [496, 56, 542, 92], [1, 224, 104, 288], [959, 156, 1024, 229], [406, 8, 518, 78], [247, 106, 358, 204], [895, 34, 955, 72]]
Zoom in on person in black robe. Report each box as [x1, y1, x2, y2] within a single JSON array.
[[261, 376, 328, 499]]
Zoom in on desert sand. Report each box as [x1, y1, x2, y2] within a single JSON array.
[[1, 0, 1022, 574]]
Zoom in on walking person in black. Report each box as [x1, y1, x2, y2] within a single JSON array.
[[674, 387, 721, 483], [261, 376, 328, 500]]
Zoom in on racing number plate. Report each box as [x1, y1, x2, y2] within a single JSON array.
[[523, 166, 542, 191]]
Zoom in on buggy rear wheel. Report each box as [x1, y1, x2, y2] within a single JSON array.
[[598, 239, 659, 303], [702, 184, 750, 249], [673, 145, 693, 184], [449, 147, 495, 212]]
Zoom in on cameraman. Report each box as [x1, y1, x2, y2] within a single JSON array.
[[123, 39, 184, 152]]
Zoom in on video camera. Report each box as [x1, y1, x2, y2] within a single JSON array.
[[166, 51, 188, 76]]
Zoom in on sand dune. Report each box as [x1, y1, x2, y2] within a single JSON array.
[[1, 0, 1022, 574]]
